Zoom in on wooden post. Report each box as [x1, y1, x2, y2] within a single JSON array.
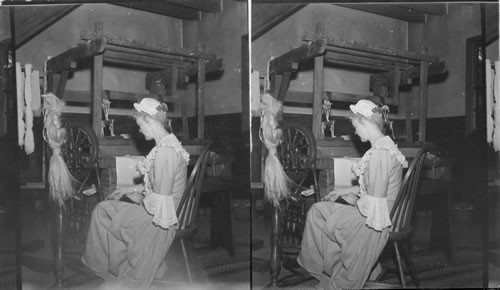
[[277, 71, 292, 101], [312, 56, 324, 141], [268, 70, 281, 287], [56, 70, 69, 99], [197, 52, 206, 140], [406, 93, 413, 143], [312, 23, 325, 141], [418, 61, 428, 143], [392, 68, 401, 105], [92, 23, 104, 138], [268, 205, 281, 287], [46, 71, 54, 94], [53, 205, 64, 288]]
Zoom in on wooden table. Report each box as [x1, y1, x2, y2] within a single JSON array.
[[202, 176, 237, 257], [417, 178, 453, 258]]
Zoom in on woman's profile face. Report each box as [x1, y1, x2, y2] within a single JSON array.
[[352, 118, 369, 142], [136, 116, 153, 140]]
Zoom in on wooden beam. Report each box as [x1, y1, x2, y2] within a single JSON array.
[[160, 0, 221, 12], [5, 0, 219, 11], [398, 4, 447, 16], [46, 37, 106, 73], [369, 60, 447, 89], [103, 50, 187, 70], [336, 4, 426, 23], [55, 70, 69, 100], [326, 45, 419, 66], [324, 51, 412, 71], [251, 0, 410, 2], [113, 2, 200, 20], [252, 4, 306, 40], [277, 71, 292, 101], [284, 90, 399, 106], [183, 58, 224, 77], [303, 31, 439, 62], [81, 31, 216, 60], [269, 38, 326, 74], [65, 90, 139, 103], [14, 5, 79, 49]]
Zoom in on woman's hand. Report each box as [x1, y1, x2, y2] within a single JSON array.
[[341, 192, 359, 205], [125, 191, 145, 204], [322, 190, 340, 202], [107, 188, 126, 200], [106, 185, 143, 200], [322, 186, 358, 201]]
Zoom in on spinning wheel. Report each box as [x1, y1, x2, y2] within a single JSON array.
[[276, 121, 318, 250], [277, 121, 317, 184], [59, 121, 102, 246], [61, 121, 99, 189]]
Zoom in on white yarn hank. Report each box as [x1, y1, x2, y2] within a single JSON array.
[[486, 59, 494, 144], [16, 62, 25, 147], [31, 69, 42, 117], [24, 64, 35, 154]]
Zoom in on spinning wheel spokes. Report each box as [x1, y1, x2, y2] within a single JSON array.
[[277, 121, 316, 183], [61, 122, 98, 183]]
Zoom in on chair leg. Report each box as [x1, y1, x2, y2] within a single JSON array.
[[401, 242, 419, 287], [392, 241, 406, 288], [179, 239, 192, 283]]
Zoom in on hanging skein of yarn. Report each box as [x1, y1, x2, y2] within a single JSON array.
[[259, 93, 291, 206], [42, 93, 76, 207]]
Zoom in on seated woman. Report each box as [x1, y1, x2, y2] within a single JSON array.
[[82, 97, 190, 288], [296, 99, 408, 289]]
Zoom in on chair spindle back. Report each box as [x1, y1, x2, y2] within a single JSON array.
[[176, 140, 213, 231], [390, 147, 428, 233]]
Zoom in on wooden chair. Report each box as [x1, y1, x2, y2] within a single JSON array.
[[370, 146, 429, 288], [171, 140, 213, 283]]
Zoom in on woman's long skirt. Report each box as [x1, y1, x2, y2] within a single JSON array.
[[298, 201, 389, 289], [82, 200, 175, 288]]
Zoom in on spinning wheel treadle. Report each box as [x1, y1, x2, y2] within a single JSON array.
[[59, 121, 101, 246], [276, 121, 317, 250]]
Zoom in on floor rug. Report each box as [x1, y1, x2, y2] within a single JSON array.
[[275, 249, 485, 289]]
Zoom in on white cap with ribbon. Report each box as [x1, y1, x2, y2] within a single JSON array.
[[134, 97, 161, 115]]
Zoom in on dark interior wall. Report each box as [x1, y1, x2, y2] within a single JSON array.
[[182, 0, 247, 116], [405, 3, 482, 118]]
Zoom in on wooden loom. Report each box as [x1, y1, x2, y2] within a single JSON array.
[[269, 24, 447, 160], [43, 22, 224, 287], [45, 22, 224, 157], [265, 23, 448, 287]]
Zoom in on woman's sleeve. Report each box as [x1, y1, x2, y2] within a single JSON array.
[[356, 148, 393, 231], [143, 147, 179, 229]]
